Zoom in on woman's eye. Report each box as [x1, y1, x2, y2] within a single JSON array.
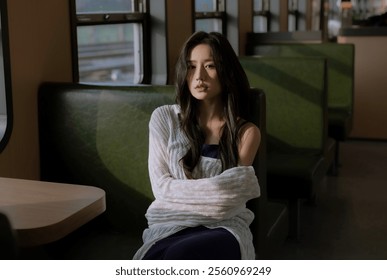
[[205, 64, 215, 69]]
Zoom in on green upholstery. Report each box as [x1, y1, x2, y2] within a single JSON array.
[[240, 56, 331, 196], [246, 59, 326, 152], [248, 89, 289, 258], [39, 83, 175, 232], [239, 56, 333, 238], [38, 83, 175, 259], [246, 40, 355, 171], [247, 43, 354, 142], [38, 82, 287, 259]]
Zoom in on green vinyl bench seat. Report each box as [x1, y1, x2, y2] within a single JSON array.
[[240, 56, 335, 239], [37, 82, 288, 259], [245, 41, 355, 171], [38, 83, 176, 259]]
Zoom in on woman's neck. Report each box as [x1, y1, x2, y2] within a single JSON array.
[[197, 101, 225, 144]]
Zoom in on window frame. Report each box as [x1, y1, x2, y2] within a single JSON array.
[[0, 0, 13, 153], [288, 0, 300, 31], [253, 0, 271, 32], [194, 0, 227, 34], [69, 0, 151, 85]]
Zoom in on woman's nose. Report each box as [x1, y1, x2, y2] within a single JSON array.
[[195, 66, 205, 81]]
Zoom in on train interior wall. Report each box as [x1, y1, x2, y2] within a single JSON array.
[[0, 0, 73, 179]]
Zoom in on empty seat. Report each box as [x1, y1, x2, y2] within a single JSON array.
[[240, 56, 334, 239], [246, 41, 355, 172]]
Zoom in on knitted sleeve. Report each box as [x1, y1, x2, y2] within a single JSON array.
[[148, 106, 260, 208]]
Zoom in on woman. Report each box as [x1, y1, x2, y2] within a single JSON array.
[[133, 31, 261, 260]]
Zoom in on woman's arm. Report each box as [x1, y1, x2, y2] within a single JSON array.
[[238, 122, 261, 166], [148, 107, 260, 206]]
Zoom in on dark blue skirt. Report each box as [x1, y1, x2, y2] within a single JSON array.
[[142, 226, 241, 260]]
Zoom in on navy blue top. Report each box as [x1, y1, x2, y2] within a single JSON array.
[[201, 144, 219, 159]]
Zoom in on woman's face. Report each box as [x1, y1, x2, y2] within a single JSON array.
[[186, 44, 222, 103]]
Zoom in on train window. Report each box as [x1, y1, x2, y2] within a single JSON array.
[[194, 0, 226, 34], [253, 0, 270, 32], [254, 0, 322, 32], [0, 0, 13, 153], [288, 0, 299, 31], [70, 0, 149, 85], [288, 0, 321, 32]]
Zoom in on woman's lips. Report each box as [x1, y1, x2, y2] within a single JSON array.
[[195, 83, 208, 91]]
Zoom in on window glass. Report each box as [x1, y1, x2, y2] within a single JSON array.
[[195, 0, 216, 12], [254, 0, 269, 11], [0, 0, 12, 152], [72, 0, 147, 85], [288, 0, 298, 31], [253, 16, 268, 32], [253, 0, 270, 32], [0, 8, 5, 141], [194, 0, 225, 34], [195, 18, 223, 33], [77, 23, 143, 84], [76, 0, 132, 13]]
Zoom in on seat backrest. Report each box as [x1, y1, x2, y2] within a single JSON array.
[[38, 82, 268, 257], [239, 56, 328, 155], [39, 83, 176, 233], [246, 31, 323, 51], [246, 88, 268, 258], [248, 88, 267, 200], [246, 43, 355, 114], [0, 212, 17, 259]]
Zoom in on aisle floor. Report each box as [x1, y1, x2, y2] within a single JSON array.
[[274, 140, 387, 260]]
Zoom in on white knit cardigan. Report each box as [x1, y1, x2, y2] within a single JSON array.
[[133, 105, 260, 260]]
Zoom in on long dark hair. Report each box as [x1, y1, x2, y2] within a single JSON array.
[[175, 31, 251, 178]]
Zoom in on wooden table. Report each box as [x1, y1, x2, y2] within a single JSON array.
[[0, 177, 106, 247]]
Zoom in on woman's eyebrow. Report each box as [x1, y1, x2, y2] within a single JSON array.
[[187, 58, 214, 63]]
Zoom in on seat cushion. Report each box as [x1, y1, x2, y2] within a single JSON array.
[[267, 153, 326, 199]]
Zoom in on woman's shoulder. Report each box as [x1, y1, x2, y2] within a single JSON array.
[[240, 121, 261, 143], [238, 119, 260, 136], [238, 119, 261, 166], [150, 104, 181, 124], [152, 104, 180, 116]]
